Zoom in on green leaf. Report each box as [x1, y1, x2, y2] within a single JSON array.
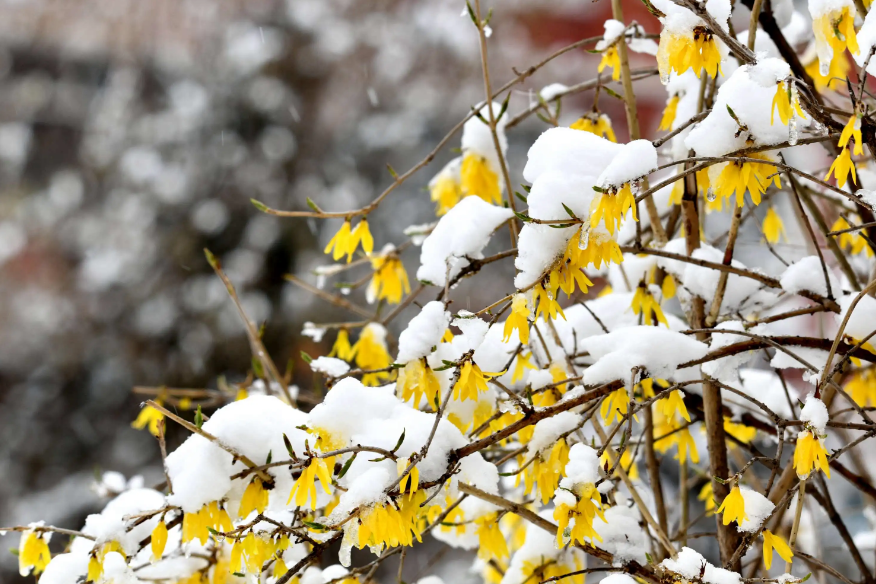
[[250, 199, 269, 212], [391, 429, 406, 454], [801, 574, 812, 582], [195, 405, 204, 430], [204, 248, 219, 270], [337, 452, 358, 479], [514, 191, 528, 203], [283, 434, 296, 459], [513, 211, 531, 223], [300, 351, 313, 364], [521, 184, 531, 193], [387, 164, 399, 180], [233, 573, 246, 578], [726, 105, 739, 123], [592, 185, 606, 193], [251, 356, 265, 379], [561, 203, 577, 219], [207, 526, 219, 535], [548, 222, 574, 229], [603, 87, 623, 100], [303, 521, 326, 531], [498, 92, 511, 121], [465, 0, 477, 25], [9, 548, 19, 556], [265, 450, 272, 465], [306, 197, 322, 213], [645, 552, 653, 565]]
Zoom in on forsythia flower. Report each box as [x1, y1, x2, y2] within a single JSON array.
[[398, 359, 441, 409], [598, 46, 621, 81], [805, 52, 849, 92], [460, 152, 501, 204], [503, 294, 530, 344], [329, 329, 354, 360], [398, 458, 419, 495], [654, 409, 699, 463], [591, 184, 637, 234], [662, 273, 677, 300], [832, 216, 873, 256], [453, 360, 502, 402], [151, 521, 168, 563], [239, 477, 270, 519], [288, 457, 333, 509], [813, 7, 859, 75], [793, 430, 831, 479], [716, 484, 748, 525], [723, 417, 757, 445], [476, 514, 509, 560], [356, 491, 426, 551], [602, 448, 640, 480], [132, 399, 165, 436], [658, 390, 690, 422], [18, 530, 51, 577], [762, 529, 794, 570], [601, 387, 631, 425], [430, 169, 462, 216], [657, 26, 722, 79], [512, 351, 537, 383], [533, 282, 565, 322], [526, 439, 570, 504], [659, 95, 679, 131], [847, 369, 876, 406], [230, 532, 278, 575], [324, 218, 374, 263], [714, 153, 781, 207], [631, 285, 668, 327], [571, 113, 617, 142], [352, 324, 393, 385], [87, 541, 123, 582], [839, 114, 864, 155], [825, 147, 857, 188], [554, 484, 606, 546], [770, 81, 805, 125], [699, 481, 716, 514], [367, 253, 410, 304], [182, 502, 233, 544], [762, 207, 786, 243]]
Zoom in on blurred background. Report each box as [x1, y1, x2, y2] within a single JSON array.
[[0, 0, 669, 581]]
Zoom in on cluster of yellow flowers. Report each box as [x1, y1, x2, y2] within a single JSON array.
[[553, 483, 606, 546], [230, 532, 290, 578], [182, 501, 234, 545], [354, 491, 427, 552], [657, 26, 722, 79]]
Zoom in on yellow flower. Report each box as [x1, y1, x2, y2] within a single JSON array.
[[724, 417, 757, 445], [324, 219, 374, 263], [805, 52, 849, 92], [659, 95, 679, 131], [430, 172, 461, 216], [825, 147, 857, 188], [503, 294, 531, 344], [570, 113, 617, 142], [368, 253, 410, 305], [601, 387, 631, 425], [762, 207, 786, 244], [716, 484, 748, 525], [657, 27, 722, 79], [662, 273, 677, 300], [18, 531, 51, 577], [239, 477, 270, 519], [356, 491, 427, 551], [230, 532, 277, 575], [442, 328, 454, 343], [631, 285, 669, 327], [832, 216, 873, 256], [132, 399, 165, 436], [512, 351, 537, 383], [839, 114, 864, 155], [793, 430, 831, 479], [675, 428, 700, 463], [526, 439, 570, 504], [602, 448, 640, 480], [533, 282, 565, 322], [476, 513, 509, 560], [460, 152, 501, 204], [151, 521, 168, 562], [591, 184, 637, 234], [763, 529, 794, 570], [554, 483, 606, 546], [658, 390, 690, 422], [847, 368, 876, 406], [288, 457, 333, 509], [351, 324, 393, 385], [771, 81, 806, 126], [714, 153, 781, 207], [654, 408, 699, 463], [182, 502, 232, 544], [86, 541, 123, 582], [329, 329, 354, 360], [813, 7, 859, 73], [398, 359, 441, 409], [398, 458, 420, 495], [453, 360, 502, 402], [598, 46, 621, 81], [698, 481, 716, 514], [533, 363, 570, 408]]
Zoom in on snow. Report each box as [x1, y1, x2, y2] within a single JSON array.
[[702, 322, 757, 384], [396, 301, 451, 363], [594, 503, 648, 564], [597, 140, 658, 188], [529, 411, 578, 455], [735, 368, 796, 419], [801, 395, 829, 434], [461, 101, 507, 182], [580, 326, 709, 387], [600, 575, 638, 584], [770, 346, 828, 373], [416, 196, 514, 287], [81, 489, 166, 553], [309, 356, 350, 377], [858, 189, 876, 210], [780, 256, 839, 298], [539, 83, 569, 101], [561, 443, 601, 486], [302, 321, 327, 342], [651, 0, 731, 33], [597, 21, 659, 55], [39, 553, 89, 584], [522, 127, 622, 185], [837, 293, 876, 343], [737, 486, 775, 532], [662, 546, 708, 579]]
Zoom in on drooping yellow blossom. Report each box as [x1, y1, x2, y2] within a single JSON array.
[[716, 484, 748, 525], [521, 559, 585, 584], [132, 399, 165, 437], [329, 329, 354, 360], [601, 387, 631, 425], [356, 491, 427, 551], [239, 477, 270, 519], [86, 541, 123, 582], [832, 216, 873, 256], [503, 294, 530, 345], [490, 410, 534, 445], [567, 227, 624, 270], [525, 439, 571, 505], [699, 481, 716, 514], [229, 532, 277, 575], [571, 113, 617, 142], [602, 448, 640, 480], [351, 324, 393, 386], [763, 529, 794, 570], [825, 147, 857, 188], [18, 531, 51, 577], [598, 46, 621, 81], [805, 52, 849, 92], [771, 81, 805, 126], [631, 285, 668, 327], [442, 328, 454, 343], [657, 27, 723, 80], [591, 184, 637, 234], [662, 273, 677, 299], [839, 114, 864, 155], [763, 207, 786, 244], [554, 483, 606, 546], [658, 390, 690, 422], [723, 417, 757, 445], [398, 359, 441, 409], [182, 501, 233, 544], [653, 408, 699, 463], [430, 172, 462, 216], [659, 95, 679, 131], [288, 457, 333, 510], [793, 430, 831, 479], [476, 513, 509, 560], [813, 8, 859, 74], [533, 363, 570, 408], [151, 520, 168, 562], [460, 152, 501, 204], [428, 495, 465, 536], [512, 351, 537, 383], [324, 219, 374, 263], [368, 253, 410, 305], [453, 360, 502, 402], [714, 153, 781, 207], [533, 282, 565, 322], [674, 428, 700, 463], [398, 458, 420, 495], [847, 369, 876, 406]]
